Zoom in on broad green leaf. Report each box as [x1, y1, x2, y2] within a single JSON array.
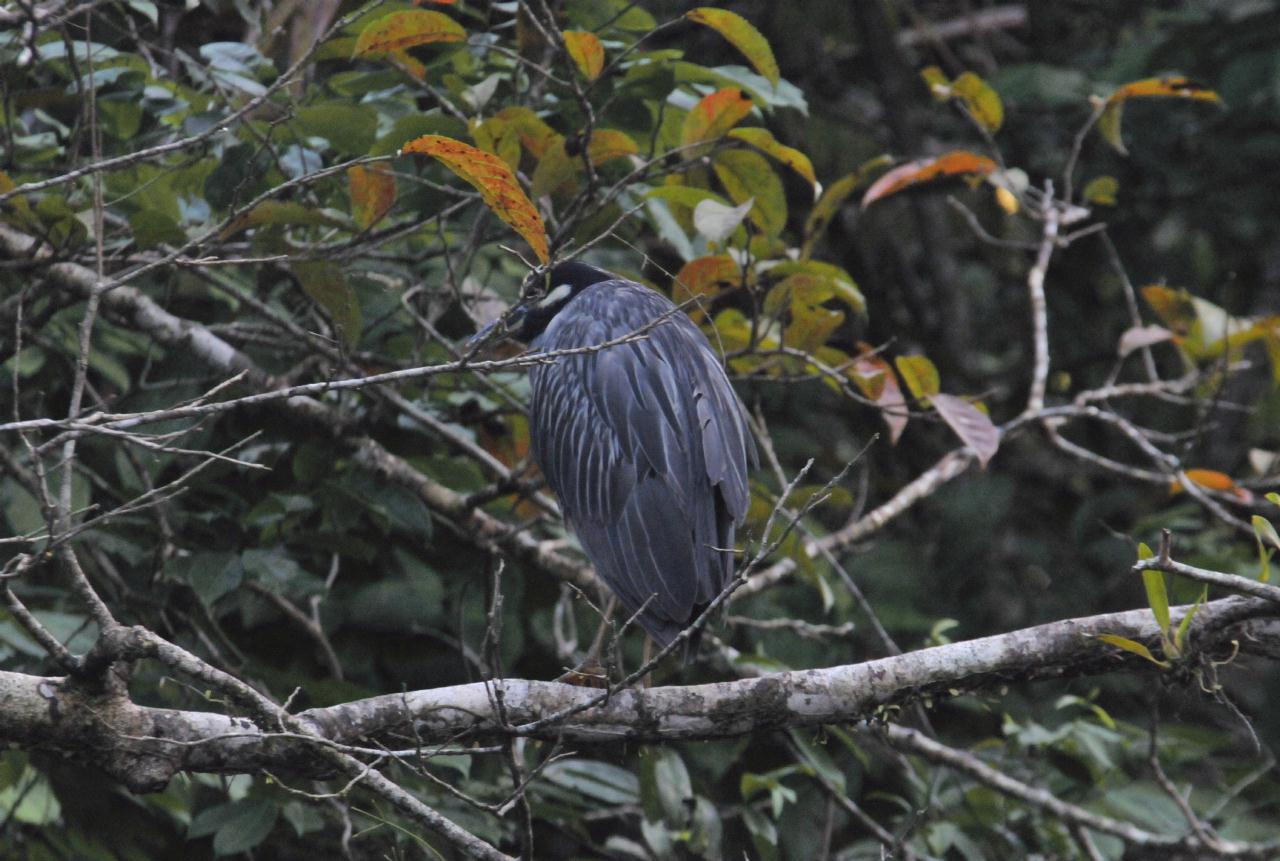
[[727, 127, 817, 192], [563, 30, 605, 80], [686, 7, 779, 85], [932, 393, 1000, 467], [712, 148, 786, 236], [352, 9, 464, 56], [293, 103, 378, 156], [292, 261, 362, 349], [220, 201, 347, 240], [1142, 569, 1170, 634], [1096, 634, 1169, 667], [400, 134, 548, 263], [129, 209, 186, 248], [894, 355, 941, 400]]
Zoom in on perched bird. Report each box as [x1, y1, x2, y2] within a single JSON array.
[[471, 261, 757, 647]]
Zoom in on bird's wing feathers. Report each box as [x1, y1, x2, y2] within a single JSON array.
[[529, 280, 755, 639]]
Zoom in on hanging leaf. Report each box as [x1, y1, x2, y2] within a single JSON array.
[[894, 355, 941, 400], [950, 72, 1004, 132], [353, 10, 465, 56], [693, 197, 753, 245], [292, 261, 361, 350], [563, 30, 605, 80], [801, 155, 893, 258], [347, 163, 397, 230], [861, 151, 998, 208], [1097, 76, 1221, 156], [681, 87, 754, 152], [767, 260, 864, 314], [673, 255, 740, 321], [852, 345, 907, 444], [686, 8, 779, 86], [727, 127, 817, 193], [932, 393, 999, 467], [400, 134, 548, 263], [1083, 175, 1118, 206]]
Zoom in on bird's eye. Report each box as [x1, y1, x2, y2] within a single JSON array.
[[536, 283, 573, 308]]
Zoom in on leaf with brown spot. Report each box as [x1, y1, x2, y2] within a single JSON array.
[[353, 10, 465, 57], [932, 393, 999, 467], [400, 134, 548, 263], [681, 87, 753, 153], [563, 30, 605, 80], [861, 151, 998, 208], [347, 164, 397, 230]]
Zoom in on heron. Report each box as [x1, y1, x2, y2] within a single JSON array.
[[470, 260, 757, 651]]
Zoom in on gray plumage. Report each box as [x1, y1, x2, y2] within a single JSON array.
[[511, 267, 756, 646]]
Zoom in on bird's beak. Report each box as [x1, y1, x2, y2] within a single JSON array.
[[465, 318, 505, 352]]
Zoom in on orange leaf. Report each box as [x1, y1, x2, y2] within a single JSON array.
[[681, 87, 753, 152], [673, 255, 740, 322], [353, 10, 465, 57], [686, 7, 779, 85], [563, 30, 605, 81], [1098, 76, 1221, 155], [400, 134, 548, 263], [861, 151, 997, 207], [347, 164, 397, 230], [853, 344, 907, 444], [1171, 469, 1250, 500], [1141, 285, 1197, 335]]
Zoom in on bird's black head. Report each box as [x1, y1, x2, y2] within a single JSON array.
[[469, 260, 614, 349]]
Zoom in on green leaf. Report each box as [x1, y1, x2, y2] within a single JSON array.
[[1083, 175, 1118, 206], [1175, 587, 1207, 652], [1096, 634, 1169, 667], [640, 747, 692, 827], [712, 148, 786, 237], [727, 127, 817, 192], [291, 261, 362, 350], [1137, 542, 1154, 561], [190, 799, 280, 856], [129, 209, 186, 249], [293, 103, 378, 156], [686, 8, 779, 86], [1268, 492, 1280, 506], [894, 355, 941, 400], [166, 552, 243, 605], [1252, 515, 1279, 583], [1142, 569, 1171, 634]]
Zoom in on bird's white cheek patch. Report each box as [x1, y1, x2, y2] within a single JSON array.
[[537, 283, 573, 308]]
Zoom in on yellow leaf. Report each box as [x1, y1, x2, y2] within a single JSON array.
[[951, 71, 1004, 132], [920, 65, 950, 101], [727, 127, 817, 192], [1096, 76, 1221, 155], [347, 164, 397, 230], [563, 30, 605, 80], [400, 134, 548, 263], [1083, 175, 1118, 206], [585, 129, 638, 164], [712, 148, 786, 237], [353, 10, 465, 57], [686, 7, 779, 85], [894, 354, 941, 400], [993, 185, 1018, 214], [861, 151, 998, 208], [1096, 634, 1169, 667]]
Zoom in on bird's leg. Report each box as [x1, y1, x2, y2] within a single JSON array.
[[555, 595, 616, 687]]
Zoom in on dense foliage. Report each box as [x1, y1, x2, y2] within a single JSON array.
[[2, 1, 1280, 858]]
